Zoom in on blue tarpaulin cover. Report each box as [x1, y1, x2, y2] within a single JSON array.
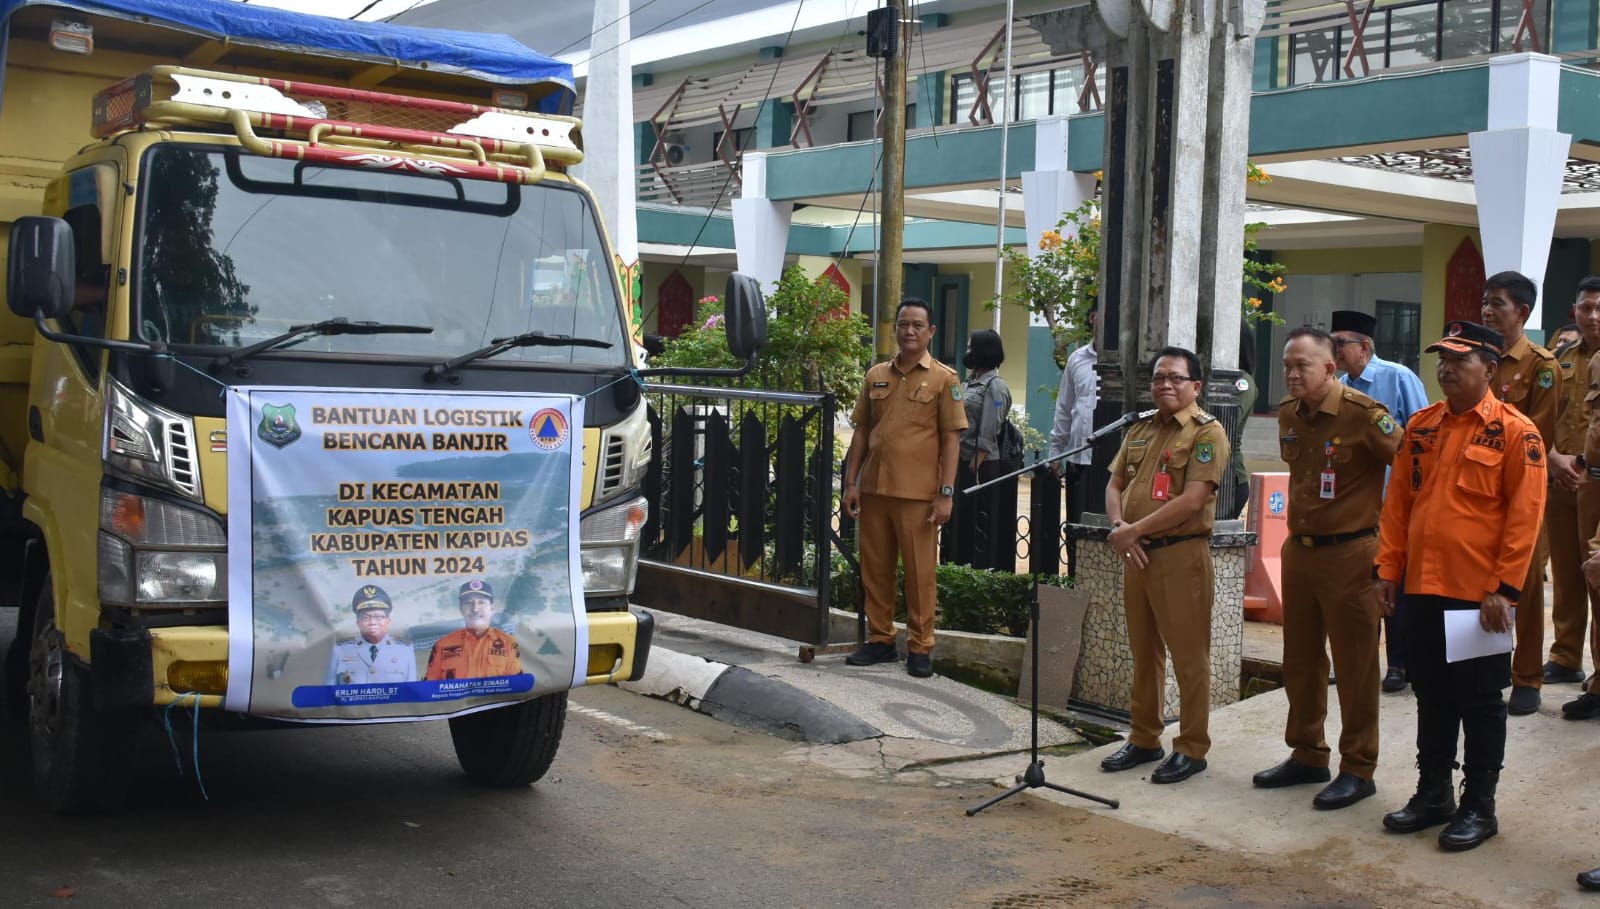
[[1, 0, 573, 95]]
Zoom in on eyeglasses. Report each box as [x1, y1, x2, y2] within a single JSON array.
[[1332, 338, 1359, 347], [1150, 374, 1197, 387]]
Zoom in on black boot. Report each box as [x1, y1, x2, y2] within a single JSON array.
[[1438, 770, 1499, 852], [1382, 764, 1456, 833]]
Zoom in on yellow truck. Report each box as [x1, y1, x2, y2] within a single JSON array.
[[0, 0, 763, 812]]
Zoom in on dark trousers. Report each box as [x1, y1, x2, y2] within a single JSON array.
[[948, 461, 1017, 572], [1384, 592, 1408, 671], [1405, 594, 1510, 773]]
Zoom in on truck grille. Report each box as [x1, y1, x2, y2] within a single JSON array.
[[164, 419, 200, 498], [597, 433, 626, 502]]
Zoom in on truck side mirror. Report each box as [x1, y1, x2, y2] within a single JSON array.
[[723, 272, 767, 361], [7, 216, 75, 322]]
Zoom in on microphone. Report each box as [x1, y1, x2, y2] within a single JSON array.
[[1086, 408, 1158, 443]]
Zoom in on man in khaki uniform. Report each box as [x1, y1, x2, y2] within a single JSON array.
[[842, 298, 966, 678], [1100, 346, 1230, 785], [1481, 270, 1561, 715], [1252, 328, 1400, 810], [1545, 279, 1600, 688]]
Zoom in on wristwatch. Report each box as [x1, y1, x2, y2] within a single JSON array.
[[938, 485, 955, 497]]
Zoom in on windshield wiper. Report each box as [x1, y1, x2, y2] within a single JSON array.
[[426, 330, 613, 381], [210, 318, 434, 371]]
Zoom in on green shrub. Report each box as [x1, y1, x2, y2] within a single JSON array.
[[830, 553, 1070, 637]]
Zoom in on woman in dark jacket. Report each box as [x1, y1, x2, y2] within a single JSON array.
[[947, 330, 1017, 571]]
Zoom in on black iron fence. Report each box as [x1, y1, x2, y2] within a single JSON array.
[[636, 382, 838, 646]]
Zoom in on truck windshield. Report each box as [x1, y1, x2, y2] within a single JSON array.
[[133, 145, 628, 369]]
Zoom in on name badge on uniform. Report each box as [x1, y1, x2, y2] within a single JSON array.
[[1320, 442, 1337, 499], [1151, 450, 1172, 500]]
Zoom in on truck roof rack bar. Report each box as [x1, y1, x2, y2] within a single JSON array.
[[93, 66, 582, 182]]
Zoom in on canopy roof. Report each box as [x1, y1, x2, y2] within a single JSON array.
[[1, 0, 574, 90]]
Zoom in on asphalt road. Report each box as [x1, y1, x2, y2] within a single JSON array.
[[1, 609, 1397, 909], [0, 606, 1081, 909]]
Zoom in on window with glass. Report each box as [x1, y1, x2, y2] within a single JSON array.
[[1374, 300, 1422, 374], [134, 145, 629, 369]]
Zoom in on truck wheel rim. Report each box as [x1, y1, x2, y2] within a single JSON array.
[[27, 616, 64, 745]]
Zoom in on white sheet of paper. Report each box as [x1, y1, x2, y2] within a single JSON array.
[[1444, 608, 1515, 663]]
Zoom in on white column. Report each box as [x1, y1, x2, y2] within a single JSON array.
[[1022, 116, 1097, 328], [1469, 52, 1571, 326], [581, 0, 638, 263], [732, 152, 793, 292], [1201, 32, 1255, 370]]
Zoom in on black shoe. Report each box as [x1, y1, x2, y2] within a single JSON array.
[[844, 641, 899, 666], [1252, 757, 1331, 789], [1438, 800, 1498, 851], [1151, 752, 1207, 784], [1578, 868, 1600, 891], [905, 652, 933, 678], [1383, 776, 1456, 833], [1382, 668, 1408, 693], [1100, 742, 1164, 773], [1508, 685, 1540, 715], [1313, 773, 1377, 810], [1563, 692, 1600, 720], [1544, 661, 1587, 684]]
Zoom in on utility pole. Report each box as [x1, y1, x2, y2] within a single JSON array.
[[872, 3, 907, 357]]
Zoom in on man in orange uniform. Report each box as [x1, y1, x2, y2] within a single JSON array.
[[425, 580, 522, 680], [1253, 328, 1400, 810], [1480, 271, 1560, 715], [1100, 346, 1230, 785], [1376, 321, 1546, 853], [842, 298, 966, 678]]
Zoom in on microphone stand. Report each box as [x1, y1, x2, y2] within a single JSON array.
[[964, 409, 1157, 494], [966, 576, 1119, 816]]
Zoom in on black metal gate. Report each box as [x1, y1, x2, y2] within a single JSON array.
[[635, 383, 837, 646]]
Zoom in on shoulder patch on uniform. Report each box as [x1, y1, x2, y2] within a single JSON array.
[[1196, 440, 1215, 463], [1538, 367, 1554, 389], [1377, 413, 1396, 435], [1525, 431, 1544, 465], [1235, 377, 1249, 392], [951, 384, 962, 401]]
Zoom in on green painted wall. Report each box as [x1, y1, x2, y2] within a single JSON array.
[[1025, 325, 1061, 440], [1550, 0, 1600, 53], [1544, 238, 1593, 332], [766, 122, 1036, 201], [1250, 67, 1489, 157], [1559, 69, 1600, 144], [754, 100, 793, 149]]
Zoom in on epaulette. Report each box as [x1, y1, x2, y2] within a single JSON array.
[[1531, 342, 1556, 361], [1194, 412, 1217, 424], [335, 637, 358, 647], [1277, 394, 1295, 407], [1342, 387, 1379, 408]]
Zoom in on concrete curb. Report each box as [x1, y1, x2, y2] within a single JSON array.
[[619, 646, 882, 744]]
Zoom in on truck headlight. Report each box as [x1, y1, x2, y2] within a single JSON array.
[[100, 488, 226, 607], [579, 495, 647, 597]]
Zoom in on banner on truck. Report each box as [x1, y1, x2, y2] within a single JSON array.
[[223, 387, 587, 721]]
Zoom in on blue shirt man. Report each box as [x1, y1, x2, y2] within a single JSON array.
[[1331, 310, 1427, 427], [1329, 309, 1428, 692]]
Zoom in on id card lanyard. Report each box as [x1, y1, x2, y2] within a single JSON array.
[[1152, 450, 1173, 500], [1320, 442, 1337, 499]]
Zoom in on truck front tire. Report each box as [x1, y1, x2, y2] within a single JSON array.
[[448, 691, 566, 787], [28, 580, 140, 814]]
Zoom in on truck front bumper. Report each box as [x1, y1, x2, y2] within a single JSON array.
[[90, 609, 655, 710]]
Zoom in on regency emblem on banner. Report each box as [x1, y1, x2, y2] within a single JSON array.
[[257, 403, 303, 449]]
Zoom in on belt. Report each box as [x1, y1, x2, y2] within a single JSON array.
[[1293, 528, 1377, 548], [1143, 533, 1206, 550]]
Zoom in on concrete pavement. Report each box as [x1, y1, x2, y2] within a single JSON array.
[[624, 609, 1081, 755]]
